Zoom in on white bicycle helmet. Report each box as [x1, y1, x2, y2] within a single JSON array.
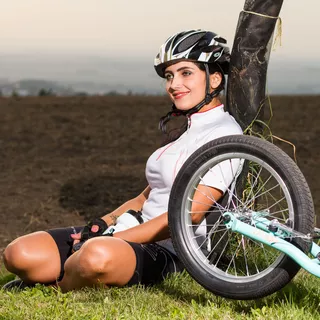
[[154, 29, 230, 78]]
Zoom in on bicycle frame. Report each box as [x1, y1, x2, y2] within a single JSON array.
[[223, 212, 320, 277]]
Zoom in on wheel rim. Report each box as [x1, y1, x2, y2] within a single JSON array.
[[179, 151, 295, 283]]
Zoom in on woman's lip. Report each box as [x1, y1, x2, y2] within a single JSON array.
[[173, 92, 189, 99]]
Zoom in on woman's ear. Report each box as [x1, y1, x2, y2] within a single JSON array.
[[210, 72, 223, 90]]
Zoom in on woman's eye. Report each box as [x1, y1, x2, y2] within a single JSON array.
[[165, 74, 173, 81], [182, 71, 192, 76]]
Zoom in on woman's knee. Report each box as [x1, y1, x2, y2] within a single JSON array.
[[68, 237, 136, 283], [3, 231, 60, 274], [71, 238, 115, 279], [3, 236, 32, 272]]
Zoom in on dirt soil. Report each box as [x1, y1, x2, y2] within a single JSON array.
[[0, 95, 319, 252]]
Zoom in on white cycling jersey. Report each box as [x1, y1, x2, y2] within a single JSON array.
[[141, 104, 243, 253]]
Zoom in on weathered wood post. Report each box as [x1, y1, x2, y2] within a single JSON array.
[[226, 0, 284, 131]]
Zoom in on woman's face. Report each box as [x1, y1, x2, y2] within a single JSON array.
[[164, 61, 221, 111]]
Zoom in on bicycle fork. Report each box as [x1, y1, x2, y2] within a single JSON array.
[[223, 212, 320, 278]]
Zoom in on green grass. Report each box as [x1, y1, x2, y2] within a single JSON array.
[[0, 268, 319, 320]]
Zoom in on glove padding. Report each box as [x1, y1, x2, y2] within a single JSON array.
[[73, 218, 109, 252], [80, 218, 109, 241]]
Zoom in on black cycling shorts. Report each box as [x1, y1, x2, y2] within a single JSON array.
[[46, 226, 184, 285]]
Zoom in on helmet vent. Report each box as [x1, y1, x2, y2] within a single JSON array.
[[174, 32, 206, 54], [214, 37, 227, 44], [165, 38, 174, 53]]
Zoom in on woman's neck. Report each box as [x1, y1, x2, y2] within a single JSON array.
[[198, 98, 222, 113]]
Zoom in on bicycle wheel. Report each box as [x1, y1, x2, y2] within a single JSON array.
[[168, 135, 314, 300]]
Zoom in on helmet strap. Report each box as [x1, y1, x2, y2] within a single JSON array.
[[204, 64, 213, 104], [185, 63, 220, 116]]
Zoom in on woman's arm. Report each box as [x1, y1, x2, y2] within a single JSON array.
[[101, 185, 151, 226], [113, 185, 222, 243], [71, 186, 151, 247], [113, 211, 169, 243]]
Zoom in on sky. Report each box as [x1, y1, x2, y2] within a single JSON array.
[[1, 0, 320, 60], [1, 0, 320, 94]]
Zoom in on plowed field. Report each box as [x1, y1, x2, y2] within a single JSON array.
[[0, 95, 319, 251]]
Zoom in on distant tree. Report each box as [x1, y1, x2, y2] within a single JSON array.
[[74, 91, 89, 97], [104, 90, 119, 96], [11, 90, 19, 98], [38, 88, 54, 96], [0, 89, 2, 97]]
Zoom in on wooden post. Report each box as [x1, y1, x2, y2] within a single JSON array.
[[226, 0, 284, 131]]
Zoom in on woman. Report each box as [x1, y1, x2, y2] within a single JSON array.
[[3, 29, 242, 292]]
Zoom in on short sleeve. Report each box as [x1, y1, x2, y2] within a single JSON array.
[[199, 158, 243, 194]]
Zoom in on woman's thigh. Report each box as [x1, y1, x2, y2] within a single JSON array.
[[127, 243, 185, 286], [64, 239, 185, 287], [64, 238, 185, 287]]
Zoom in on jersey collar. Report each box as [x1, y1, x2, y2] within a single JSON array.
[[188, 104, 224, 126]]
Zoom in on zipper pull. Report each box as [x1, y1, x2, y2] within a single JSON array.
[[187, 115, 191, 129]]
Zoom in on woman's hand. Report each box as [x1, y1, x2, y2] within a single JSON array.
[[71, 232, 81, 245], [71, 219, 109, 252]]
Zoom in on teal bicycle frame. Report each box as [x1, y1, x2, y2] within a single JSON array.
[[223, 212, 320, 278]]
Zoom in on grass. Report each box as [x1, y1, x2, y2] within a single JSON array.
[[0, 268, 319, 320]]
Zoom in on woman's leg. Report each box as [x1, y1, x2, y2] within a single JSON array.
[[2, 231, 61, 284], [58, 237, 137, 292]]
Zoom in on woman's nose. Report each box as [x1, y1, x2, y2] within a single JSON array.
[[169, 75, 182, 89]]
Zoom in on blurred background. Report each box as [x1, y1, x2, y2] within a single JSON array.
[[1, 0, 320, 95]]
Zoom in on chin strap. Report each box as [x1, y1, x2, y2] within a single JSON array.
[[159, 64, 223, 134]]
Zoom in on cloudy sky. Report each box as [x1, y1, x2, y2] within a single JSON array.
[[1, 0, 319, 60]]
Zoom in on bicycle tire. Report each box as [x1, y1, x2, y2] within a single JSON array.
[[168, 135, 314, 300]]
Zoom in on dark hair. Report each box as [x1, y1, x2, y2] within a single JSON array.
[[160, 62, 225, 146]]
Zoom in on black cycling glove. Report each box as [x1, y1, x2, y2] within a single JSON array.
[[73, 218, 109, 252]]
